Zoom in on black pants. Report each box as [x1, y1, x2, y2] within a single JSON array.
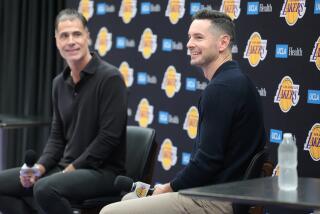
[[0, 166, 117, 214]]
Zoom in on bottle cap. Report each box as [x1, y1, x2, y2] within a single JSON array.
[[283, 133, 292, 139]]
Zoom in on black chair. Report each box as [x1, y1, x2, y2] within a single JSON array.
[[72, 126, 157, 214], [232, 149, 270, 214], [243, 149, 268, 180]]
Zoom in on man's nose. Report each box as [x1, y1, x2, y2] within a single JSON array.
[[186, 38, 194, 49], [67, 35, 76, 44]]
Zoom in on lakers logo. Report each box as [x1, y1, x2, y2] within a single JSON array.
[[135, 98, 154, 128], [280, 0, 306, 26], [165, 0, 185, 24], [134, 182, 150, 197], [219, 0, 241, 20], [138, 28, 157, 59], [135, 186, 147, 197], [310, 36, 320, 71], [161, 66, 181, 98], [94, 27, 112, 57], [304, 123, 320, 161], [183, 106, 199, 139], [274, 76, 300, 113], [243, 32, 267, 67], [78, 0, 94, 21], [157, 138, 177, 171], [119, 0, 137, 24], [119, 61, 134, 87]]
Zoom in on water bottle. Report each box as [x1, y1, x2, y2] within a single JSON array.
[[278, 133, 298, 191]]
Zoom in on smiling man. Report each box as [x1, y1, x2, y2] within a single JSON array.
[[0, 9, 127, 214], [100, 9, 266, 214]]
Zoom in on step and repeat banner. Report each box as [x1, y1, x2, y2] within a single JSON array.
[[65, 0, 320, 183]]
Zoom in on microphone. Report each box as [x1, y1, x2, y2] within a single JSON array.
[[20, 150, 41, 177], [114, 175, 154, 198]]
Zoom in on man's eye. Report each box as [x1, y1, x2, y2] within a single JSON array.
[[60, 34, 68, 39]]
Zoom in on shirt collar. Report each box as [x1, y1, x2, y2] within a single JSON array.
[[211, 60, 239, 80], [62, 52, 101, 80]]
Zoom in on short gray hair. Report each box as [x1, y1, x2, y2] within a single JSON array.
[[55, 9, 88, 32]]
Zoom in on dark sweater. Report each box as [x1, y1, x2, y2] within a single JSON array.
[[170, 61, 266, 191], [38, 53, 127, 174]]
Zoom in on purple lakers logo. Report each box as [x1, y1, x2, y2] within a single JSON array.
[[220, 0, 241, 20], [310, 36, 320, 71], [304, 123, 320, 161], [274, 76, 300, 113], [280, 0, 306, 26]]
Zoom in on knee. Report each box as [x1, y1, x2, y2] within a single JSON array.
[[99, 202, 125, 214], [121, 192, 138, 201], [33, 179, 52, 203], [99, 205, 108, 214], [99, 204, 112, 214]]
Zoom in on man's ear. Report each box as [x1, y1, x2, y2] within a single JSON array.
[[219, 34, 231, 52]]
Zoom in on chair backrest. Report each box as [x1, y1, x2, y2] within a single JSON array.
[[233, 149, 270, 214], [125, 126, 157, 183], [70, 126, 157, 213], [242, 149, 267, 180]]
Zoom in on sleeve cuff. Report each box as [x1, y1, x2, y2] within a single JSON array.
[[170, 178, 182, 192]]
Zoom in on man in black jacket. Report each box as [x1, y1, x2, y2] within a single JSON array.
[[100, 9, 265, 214], [0, 9, 127, 214]]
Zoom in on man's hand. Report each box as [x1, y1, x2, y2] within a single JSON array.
[[20, 164, 45, 188], [20, 171, 38, 188], [63, 164, 76, 173], [152, 183, 173, 195]]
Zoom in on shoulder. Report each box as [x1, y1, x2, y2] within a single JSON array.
[[52, 73, 64, 89], [203, 70, 254, 105], [212, 65, 254, 95], [96, 59, 123, 80], [100, 60, 119, 72], [93, 60, 126, 92]]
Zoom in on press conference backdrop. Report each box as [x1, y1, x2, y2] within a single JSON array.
[[65, 0, 320, 183]]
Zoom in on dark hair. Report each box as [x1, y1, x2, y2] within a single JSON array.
[[55, 9, 88, 32], [192, 9, 235, 48]]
